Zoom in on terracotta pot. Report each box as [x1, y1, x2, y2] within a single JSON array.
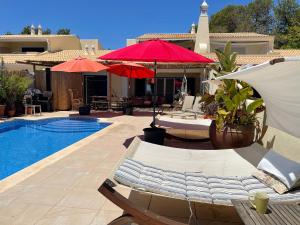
[[7, 108, 16, 117], [209, 120, 255, 149], [27, 107, 32, 115], [0, 105, 5, 117]]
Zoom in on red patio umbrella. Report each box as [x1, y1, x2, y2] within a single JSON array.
[[99, 39, 214, 63], [107, 62, 154, 79], [51, 56, 108, 73], [99, 39, 214, 125], [107, 62, 154, 101], [51, 56, 108, 104]]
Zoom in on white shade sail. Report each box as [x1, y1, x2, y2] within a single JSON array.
[[217, 57, 300, 138]]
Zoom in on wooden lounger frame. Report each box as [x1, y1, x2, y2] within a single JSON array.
[[98, 179, 188, 225]]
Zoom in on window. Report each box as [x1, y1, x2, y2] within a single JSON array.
[[22, 47, 45, 52]]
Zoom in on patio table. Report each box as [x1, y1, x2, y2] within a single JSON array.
[[232, 200, 300, 225], [25, 104, 42, 116], [91, 96, 109, 110]]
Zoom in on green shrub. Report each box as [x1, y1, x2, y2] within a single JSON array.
[[0, 71, 33, 109], [207, 42, 264, 130]]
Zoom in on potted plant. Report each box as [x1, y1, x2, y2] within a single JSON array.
[[79, 105, 91, 115], [123, 102, 133, 115], [0, 82, 6, 117], [0, 57, 6, 117], [3, 73, 32, 117], [207, 42, 264, 149], [143, 126, 166, 145]]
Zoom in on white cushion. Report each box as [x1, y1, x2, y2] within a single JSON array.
[[257, 150, 300, 189]]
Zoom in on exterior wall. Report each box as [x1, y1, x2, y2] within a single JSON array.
[[80, 39, 102, 50], [0, 42, 48, 53], [170, 41, 195, 50], [47, 36, 82, 52], [35, 70, 46, 91], [127, 39, 138, 46], [261, 126, 300, 162], [257, 112, 300, 162], [211, 42, 271, 55], [110, 74, 128, 98], [51, 72, 83, 111]]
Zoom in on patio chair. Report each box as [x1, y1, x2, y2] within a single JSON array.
[[111, 97, 125, 111], [98, 137, 300, 225], [37, 91, 53, 112], [68, 89, 83, 111], [165, 96, 194, 117], [170, 96, 203, 119]]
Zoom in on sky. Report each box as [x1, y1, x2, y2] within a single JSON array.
[[0, 0, 296, 49]]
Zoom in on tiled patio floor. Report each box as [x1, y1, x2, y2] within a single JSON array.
[[0, 111, 215, 225]]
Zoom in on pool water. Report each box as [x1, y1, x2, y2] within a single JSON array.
[[0, 118, 110, 180]]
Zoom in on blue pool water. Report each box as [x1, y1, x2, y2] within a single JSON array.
[[0, 118, 110, 180]]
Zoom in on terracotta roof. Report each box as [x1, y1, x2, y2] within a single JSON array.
[[202, 51, 300, 65], [138, 33, 195, 40], [0, 53, 40, 64], [137, 32, 272, 40], [1, 50, 112, 65], [209, 32, 271, 38], [273, 49, 300, 56], [2, 47, 299, 66]]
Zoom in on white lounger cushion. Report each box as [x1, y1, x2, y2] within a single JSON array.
[[257, 150, 300, 189], [115, 158, 300, 206]]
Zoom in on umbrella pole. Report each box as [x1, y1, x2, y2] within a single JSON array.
[[152, 60, 157, 127]]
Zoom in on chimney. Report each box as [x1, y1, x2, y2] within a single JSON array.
[[194, 1, 210, 53], [90, 45, 95, 55], [84, 44, 89, 55], [191, 23, 196, 34], [30, 24, 35, 35], [38, 24, 42, 35]]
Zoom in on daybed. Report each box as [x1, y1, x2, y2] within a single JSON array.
[[98, 57, 300, 225]]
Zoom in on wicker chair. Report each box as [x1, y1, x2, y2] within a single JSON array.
[[68, 89, 83, 111]]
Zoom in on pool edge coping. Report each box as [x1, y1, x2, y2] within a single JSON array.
[[0, 117, 121, 193]]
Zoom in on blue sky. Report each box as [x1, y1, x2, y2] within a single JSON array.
[[0, 0, 297, 49]]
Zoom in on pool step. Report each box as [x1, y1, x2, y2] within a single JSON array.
[[27, 120, 105, 133]]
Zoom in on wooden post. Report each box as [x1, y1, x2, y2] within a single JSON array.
[[109, 72, 112, 108]]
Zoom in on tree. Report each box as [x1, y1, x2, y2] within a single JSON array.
[[274, 0, 299, 34], [4, 32, 12, 35], [57, 28, 71, 35], [209, 5, 253, 33], [247, 0, 274, 34], [274, 0, 300, 48], [20, 26, 31, 34], [42, 28, 51, 34]]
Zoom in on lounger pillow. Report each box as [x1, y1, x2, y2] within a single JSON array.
[[252, 170, 288, 194], [257, 150, 300, 191]]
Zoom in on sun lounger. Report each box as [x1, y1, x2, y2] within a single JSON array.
[[166, 96, 194, 116], [98, 138, 300, 225], [156, 115, 212, 130], [170, 96, 203, 119], [155, 115, 212, 141]]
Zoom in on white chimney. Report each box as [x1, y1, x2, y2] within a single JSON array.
[[38, 24, 42, 35], [191, 23, 196, 34], [194, 1, 210, 53], [84, 44, 89, 55], [90, 45, 95, 55], [30, 24, 35, 35]]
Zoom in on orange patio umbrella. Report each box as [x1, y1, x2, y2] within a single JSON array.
[[51, 56, 109, 104], [51, 56, 108, 73]]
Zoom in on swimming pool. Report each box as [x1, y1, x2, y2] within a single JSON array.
[[0, 117, 110, 180]]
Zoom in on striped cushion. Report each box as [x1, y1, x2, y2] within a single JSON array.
[[114, 159, 300, 205]]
